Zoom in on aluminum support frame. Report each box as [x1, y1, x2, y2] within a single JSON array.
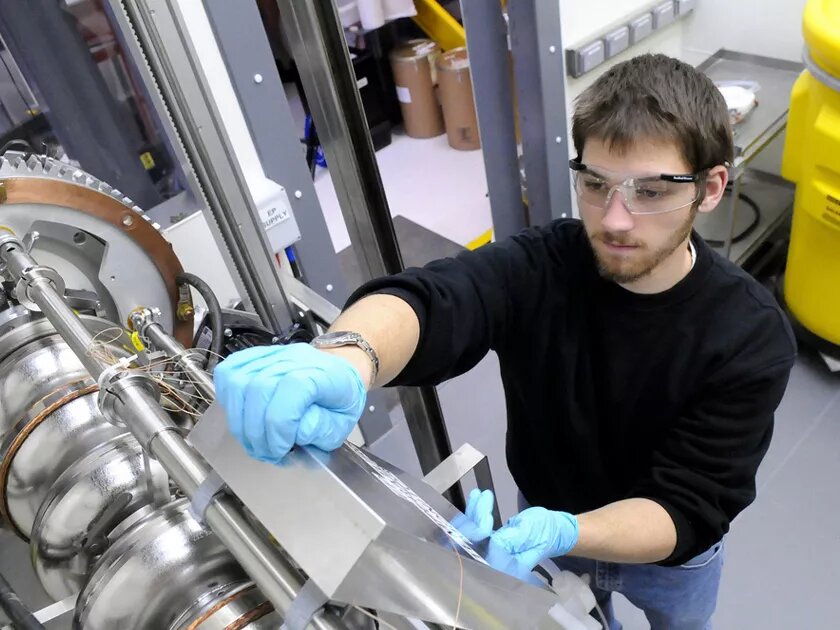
[[460, 0, 527, 240], [202, 0, 393, 444], [507, 0, 574, 224], [422, 443, 502, 529], [112, 0, 294, 333], [278, 0, 463, 508]]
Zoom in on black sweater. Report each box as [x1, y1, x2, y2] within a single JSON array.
[[347, 219, 796, 565]]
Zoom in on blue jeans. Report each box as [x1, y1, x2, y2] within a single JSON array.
[[517, 495, 724, 630]]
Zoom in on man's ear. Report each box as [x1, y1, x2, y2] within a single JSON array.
[[697, 165, 729, 214]]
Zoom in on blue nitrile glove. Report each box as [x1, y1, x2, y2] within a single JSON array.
[[490, 507, 580, 571], [213, 343, 367, 464], [452, 488, 496, 543]]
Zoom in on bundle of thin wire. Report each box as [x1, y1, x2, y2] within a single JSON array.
[[86, 327, 221, 419]]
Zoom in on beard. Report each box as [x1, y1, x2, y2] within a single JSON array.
[[588, 208, 696, 284]]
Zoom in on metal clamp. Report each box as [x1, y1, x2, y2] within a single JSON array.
[[14, 265, 65, 311], [95, 354, 138, 393], [188, 469, 226, 524], [279, 579, 330, 630], [128, 306, 162, 343]]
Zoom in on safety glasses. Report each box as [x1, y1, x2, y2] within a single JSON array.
[[569, 159, 707, 215]]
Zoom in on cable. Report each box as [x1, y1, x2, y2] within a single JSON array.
[[0, 138, 33, 155], [0, 569, 45, 630], [177, 273, 224, 371], [704, 190, 761, 248], [592, 600, 609, 630]]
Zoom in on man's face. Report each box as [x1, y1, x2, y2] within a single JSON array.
[[578, 137, 699, 285]]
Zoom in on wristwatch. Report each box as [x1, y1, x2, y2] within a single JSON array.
[[310, 331, 380, 385]]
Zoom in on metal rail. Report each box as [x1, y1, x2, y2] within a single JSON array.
[[278, 0, 464, 510]]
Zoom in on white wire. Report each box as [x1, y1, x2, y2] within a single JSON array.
[[593, 600, 609, 630]]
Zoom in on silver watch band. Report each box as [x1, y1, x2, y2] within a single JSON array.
[[311, 332, 380, 385]]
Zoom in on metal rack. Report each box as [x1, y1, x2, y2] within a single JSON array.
[[694, 49, 804, 267]]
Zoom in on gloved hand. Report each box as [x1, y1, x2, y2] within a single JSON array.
[[213, 343, 367, 464], [452, 489, 579, 577], [452, 488, 496, 543], [491, 507, 579, 571]]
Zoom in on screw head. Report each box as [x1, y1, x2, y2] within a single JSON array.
[[254, 73, 263, 84], [326, 284, 334, 292], [224, 328, 233, 338], [368, 405, 376, 413], [549, 45, 557, 53], [294, 190, 303, 199], [555, 136, 562, 144], [122, 214, 135, 227]]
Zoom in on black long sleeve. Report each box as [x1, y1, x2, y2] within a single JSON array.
[[347, 219, 796, 564]]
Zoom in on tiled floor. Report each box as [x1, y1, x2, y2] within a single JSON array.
[[370, 347, 840, 629], [284, 82, 493, 255]]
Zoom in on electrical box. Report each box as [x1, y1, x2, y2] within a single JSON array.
[[567, 40, 606, 78], [629, 13, 654, 44], [564, 1, 698, 77], [604, 26, 630, 59], [652, 1, 676, 29], [676, 0, 697, 14]]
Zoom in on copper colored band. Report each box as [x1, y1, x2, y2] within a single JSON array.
[[1, 177, 193, 346], [224, 601, 274, 630], [184, 585, 258, 630], [0, 380, 99, 539]]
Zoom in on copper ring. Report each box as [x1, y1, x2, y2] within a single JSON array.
[[0, 178, 193, 346], [0, 380, 99, 539], [224, 601, 275, 630], [183, 584, 274, 630]]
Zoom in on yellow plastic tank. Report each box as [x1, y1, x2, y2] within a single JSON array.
[[781, 0, 840, 347]]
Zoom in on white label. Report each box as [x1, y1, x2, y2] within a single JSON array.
[[396, 86, 411, 104], [259, 204, 290, 231], [356, 76, 369, 90]]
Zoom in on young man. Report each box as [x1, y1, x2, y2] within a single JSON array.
[[215, 54, 796, 629]]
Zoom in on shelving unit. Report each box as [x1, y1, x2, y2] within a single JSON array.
[[695, 49, 804, 266]]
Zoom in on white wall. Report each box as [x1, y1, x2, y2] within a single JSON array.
[[561, 0, 685, 102], [680, 0, 809, 66], [560, 0, 809, 104], [559, 0, 807, 176]]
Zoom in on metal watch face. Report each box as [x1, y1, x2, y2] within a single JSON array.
[[312, 331, 358, 347]]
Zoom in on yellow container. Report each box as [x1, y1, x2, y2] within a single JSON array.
[[781, 0, 840, 346]]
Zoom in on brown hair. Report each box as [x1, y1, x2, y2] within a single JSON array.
[[572, 54, 734, 172]]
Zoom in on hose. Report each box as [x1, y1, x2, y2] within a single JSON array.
[[0, 570, 45, 630], [176, 273, 224, 371], [704, 191, 761, 248]]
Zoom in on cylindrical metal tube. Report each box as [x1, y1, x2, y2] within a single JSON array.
[[102, 393, 347, 629], [143, 321, 215, 400], [0, 241, 348, 630], [1, 243, 109, 378]]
